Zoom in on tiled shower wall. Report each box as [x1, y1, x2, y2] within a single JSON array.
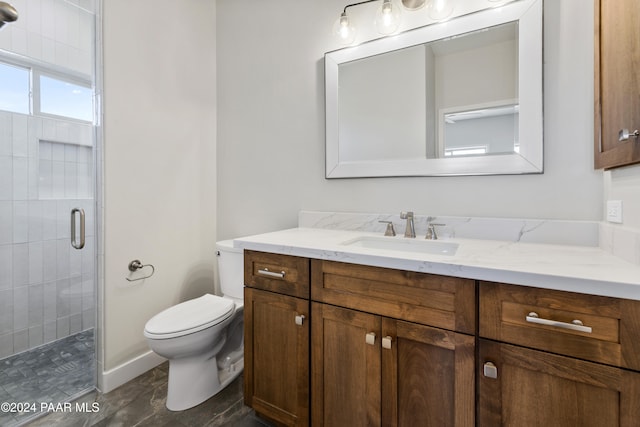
[[0, 110, 95, 359], [0, 0, 96, 77]]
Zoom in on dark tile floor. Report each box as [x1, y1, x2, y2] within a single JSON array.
[[0, 330, 95, 427], [25, 363, 271, 427]]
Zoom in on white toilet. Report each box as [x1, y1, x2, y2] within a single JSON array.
[[143, 240, 244, 411]]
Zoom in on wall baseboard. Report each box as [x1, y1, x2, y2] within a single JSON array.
[[98, 351, 166, 393]]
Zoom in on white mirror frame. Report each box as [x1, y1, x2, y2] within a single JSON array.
[[325, 0, 543, 178]]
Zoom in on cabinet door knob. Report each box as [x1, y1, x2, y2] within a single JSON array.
[[365, 332, 376, 346], [483, 362, 498, 379], [295, 315, 305, 326], [382, 336, 393, 350], [618, 128, 639, 142]]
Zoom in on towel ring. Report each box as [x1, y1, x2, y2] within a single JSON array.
[[126, 259, 155, 282]]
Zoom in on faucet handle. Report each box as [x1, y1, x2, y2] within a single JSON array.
[[379, 221, 396, 236], [426, 223, 445, 240]]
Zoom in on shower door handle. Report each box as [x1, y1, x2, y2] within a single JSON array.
[[71, 208, 85, 249]]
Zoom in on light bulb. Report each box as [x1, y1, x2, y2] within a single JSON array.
[[375, 0, 401, 35], [333, 11, 356, 45], [428, 0, 454, 21]]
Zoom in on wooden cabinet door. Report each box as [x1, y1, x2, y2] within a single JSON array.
[[311, 303, 381, 427], [244, 288, 309, 426], [594, 0, 640, 169], [479, 339, 640, 427], [381, 319, 475, 427]]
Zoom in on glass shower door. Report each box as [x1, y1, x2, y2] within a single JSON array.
[[0, 0, 99, 425]]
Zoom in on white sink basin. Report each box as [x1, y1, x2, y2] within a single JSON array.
[[340, 236, 459, 256]]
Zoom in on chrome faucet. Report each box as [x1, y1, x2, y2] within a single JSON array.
[[425, 222, 445, 240], [400, 211, 416, 238]]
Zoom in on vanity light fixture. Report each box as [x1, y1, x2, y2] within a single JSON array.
[[333, 0, 454, 45], [428, 0, 454, 21], [375, 0, 402, 35], [333, 9, 357, 45], [333, 0, 385, 45], [402, 0, 427, 10]]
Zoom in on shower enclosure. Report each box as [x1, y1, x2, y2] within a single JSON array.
[[0, 0, 100, 425]]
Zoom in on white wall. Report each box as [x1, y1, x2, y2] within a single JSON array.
[[102, 0, 216, 378], [604, 167, 640, 230], [216, 0, 603, 240], [92, 0, 640, 391]]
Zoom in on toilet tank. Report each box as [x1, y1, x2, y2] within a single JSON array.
[[216, 240, 244, 300]]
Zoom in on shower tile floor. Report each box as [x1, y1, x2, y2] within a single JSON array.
[[0, 330, 95, 427]]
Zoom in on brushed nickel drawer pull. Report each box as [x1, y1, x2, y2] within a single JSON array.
[[257, 268, 286, 279], [526, 312, 592, 334]]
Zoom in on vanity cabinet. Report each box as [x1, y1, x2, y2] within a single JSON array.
[[244, 250, 640, 426], [478, 281, 640, 426], [244, 251, 310, 426], [311, 260, 476, 426], [594, 0, 640, 169]]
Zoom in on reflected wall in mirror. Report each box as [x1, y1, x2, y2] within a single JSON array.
[[325, 0, 542, 178]]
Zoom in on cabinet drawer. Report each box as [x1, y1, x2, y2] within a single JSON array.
[[244, 251, 310, 299], [480, 281, 640, 370], [311, 259, 475, 334]]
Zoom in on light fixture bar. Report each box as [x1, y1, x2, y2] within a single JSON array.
[[334, 0, 402, 45], [342, 0, 379, 14]]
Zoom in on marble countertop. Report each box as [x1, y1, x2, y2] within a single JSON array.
[[234, 227, 640, 301]]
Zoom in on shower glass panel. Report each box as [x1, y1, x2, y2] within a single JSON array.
[[0, 0, 99, 425]]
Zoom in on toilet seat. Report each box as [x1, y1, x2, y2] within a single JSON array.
[[144, 294, 234, 339]]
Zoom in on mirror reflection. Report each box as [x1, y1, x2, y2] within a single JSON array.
[[338, 22, 518, 162]]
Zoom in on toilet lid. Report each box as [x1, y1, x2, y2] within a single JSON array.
[[144, 294, 234, 337]]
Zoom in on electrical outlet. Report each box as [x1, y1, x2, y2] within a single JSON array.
[[606, 200, 623, 224]]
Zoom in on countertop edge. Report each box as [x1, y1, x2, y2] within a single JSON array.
[[234, 228, 640, 301]]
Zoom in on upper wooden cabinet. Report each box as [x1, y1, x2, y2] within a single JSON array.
[[594, 0, 640, 169]]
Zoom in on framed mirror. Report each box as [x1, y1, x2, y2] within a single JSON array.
[[325, 0, 542, 178]]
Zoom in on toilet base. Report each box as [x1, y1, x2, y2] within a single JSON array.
[[165, 354, 244, 411]]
